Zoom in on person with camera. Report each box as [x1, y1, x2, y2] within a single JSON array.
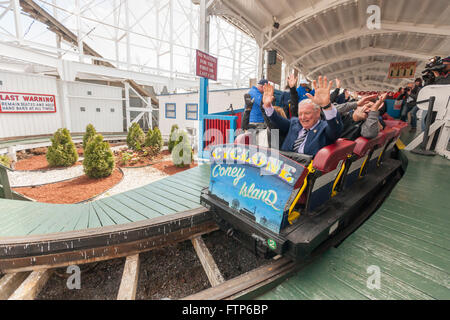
[[406, 78, 424, 132], [418, 56, 450, 131], [433, 56, 450, 85], [396, 86, 411, 122]]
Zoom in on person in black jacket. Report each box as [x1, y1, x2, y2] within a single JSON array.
[[406, 78, 423, 131], [280, 85, 291, 118], [340, 93, 387, 140]]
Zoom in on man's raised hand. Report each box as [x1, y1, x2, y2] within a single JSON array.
[[306, 76, 332, 108], [370, 93, 388, 111], [357, 94, 378, 107], [262, 83, 274, 109]]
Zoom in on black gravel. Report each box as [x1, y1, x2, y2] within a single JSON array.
[[34, 230, 268, 300]]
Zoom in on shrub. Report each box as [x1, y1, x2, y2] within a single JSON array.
[[0, 155, 11, 168], [127, 122, 145, 151], [120, 151, 132, 166], [83, 124, 97, 150], [145, 127, 163, 153], [46, 128, 78, 167], [83, 134, 115, 178], [144, 127, 153, 147], [171, 130, 193, 167], [168, 124, 179, 153]]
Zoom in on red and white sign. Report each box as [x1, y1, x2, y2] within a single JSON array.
[[393, 99, 403, 110], [0, 92, 57, 113], [196, 49, 218, 81], [388, 61, 417, 79]]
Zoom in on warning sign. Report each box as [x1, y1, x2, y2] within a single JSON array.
[[0, 92, 56, 113], [388, 62, 417, 79], [196, 50, 218, 81]]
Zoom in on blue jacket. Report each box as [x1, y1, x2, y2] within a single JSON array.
[[267, 110, 343, 156], [296, 86, 315, 102], [248, 86, 264, 123]]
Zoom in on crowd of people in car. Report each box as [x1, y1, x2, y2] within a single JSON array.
[[241, 75, 388, 157], [239, 55, 450, 158]]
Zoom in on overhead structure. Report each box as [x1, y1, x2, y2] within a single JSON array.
[[208, 0, 450, 91], [0, 0, 259, 92]]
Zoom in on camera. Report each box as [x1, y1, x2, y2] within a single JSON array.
[[421, 56, 446, 86]]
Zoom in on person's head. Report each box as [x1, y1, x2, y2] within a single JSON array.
[[398, 87, 403, 93], [415, 78, 423, 87], [298, 99, 321, 129], [257, 79, 268, 93], [299, 79, 309, 87], [352, 105, 370, 122]]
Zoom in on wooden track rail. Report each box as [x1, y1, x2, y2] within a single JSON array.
[[0, 207, 216, 273]]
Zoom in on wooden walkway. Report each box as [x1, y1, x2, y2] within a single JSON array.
[[255, 151, 450, 300], [0, 165, 210, 238]]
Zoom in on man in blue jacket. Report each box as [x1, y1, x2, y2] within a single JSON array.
[[247, 79, 268, 123], [262, 76, 343, 157]]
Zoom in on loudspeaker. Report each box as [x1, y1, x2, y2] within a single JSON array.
[[268, 50, 277, 65]]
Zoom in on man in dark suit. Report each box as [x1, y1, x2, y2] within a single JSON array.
[[262, 76, 343, 156]]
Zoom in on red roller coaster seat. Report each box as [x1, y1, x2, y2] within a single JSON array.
[[353, 132, 385, 158], [313, 138, 356, 173]]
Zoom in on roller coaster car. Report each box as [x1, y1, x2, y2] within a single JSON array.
[[200, 123, 408, 261]]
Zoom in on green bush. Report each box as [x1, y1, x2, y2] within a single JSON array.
[[145, 127, 163, 153], [46, 128, 78, 167], [144, 127, 153, 147], [0, 155, 11, 168], [83, 134, 115, 178], [171, 130, 193, 167], [168, 124, 179, 153], [127, 122, 145, 151], [83, 124, 97, 150]]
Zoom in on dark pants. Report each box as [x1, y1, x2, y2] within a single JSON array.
[[400, 102, 417, 128]]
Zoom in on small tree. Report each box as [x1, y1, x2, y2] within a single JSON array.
[[144, 127, 153, 148], [83, 124, 97, 150], [145, 127, 163, 153], [171, 130, 193, 167], [168, 124, 179, 153], [46, 128, 78, 167], [0, 155, 11, 168], [127, 122, 145, 151], [83, 134, 115, 178]]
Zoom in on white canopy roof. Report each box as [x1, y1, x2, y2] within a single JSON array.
[[209, 0, 450, 91]]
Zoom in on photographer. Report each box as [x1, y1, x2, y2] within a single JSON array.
[[422, 56, 450, 86], [419, 56, 450, 131], [397, 86, 411, 122], [407, 78, 423, 131], [433, 56, 450, 85]]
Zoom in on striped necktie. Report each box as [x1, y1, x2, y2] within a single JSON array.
[[293, 129, 309, 153]]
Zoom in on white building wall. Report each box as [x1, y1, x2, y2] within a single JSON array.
[[67, 81, 123, 133], [157, 88, 249, 139], [0, 71, 124, 139], [0, 71, 62, 138]]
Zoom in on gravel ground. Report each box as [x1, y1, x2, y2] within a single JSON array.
[[36, 231, 268, 300], [95, 166, 168, 199], [9, 166, 85, 187], [8, 146, 169, 188]]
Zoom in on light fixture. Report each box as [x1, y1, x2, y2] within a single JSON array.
[[273, 16, 279, 29]]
